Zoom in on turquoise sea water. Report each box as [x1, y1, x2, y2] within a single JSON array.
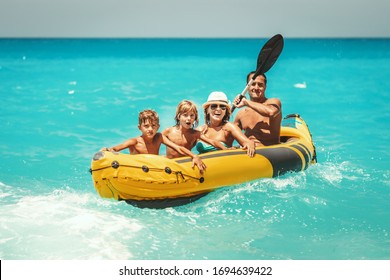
[[0, 38, 389, 260]]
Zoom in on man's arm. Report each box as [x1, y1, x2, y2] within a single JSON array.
[[243, 98, 281, 117]]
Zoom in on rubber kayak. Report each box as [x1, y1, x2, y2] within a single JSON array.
[[90, 114, 316, 208]]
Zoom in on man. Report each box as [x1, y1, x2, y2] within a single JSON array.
[[233, 71, 282, 146]]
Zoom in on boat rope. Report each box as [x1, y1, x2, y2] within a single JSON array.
[[90, 161, 204, 183]]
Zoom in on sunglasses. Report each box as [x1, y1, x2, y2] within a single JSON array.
[[210, 104, 227, 110]]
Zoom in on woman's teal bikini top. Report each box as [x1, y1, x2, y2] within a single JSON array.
[[195, 141, 228, 154]]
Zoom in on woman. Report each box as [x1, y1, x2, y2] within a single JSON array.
[[197, 91, 255, 157]]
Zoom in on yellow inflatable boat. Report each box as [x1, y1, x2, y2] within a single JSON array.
[[90, 114, 316, 208]]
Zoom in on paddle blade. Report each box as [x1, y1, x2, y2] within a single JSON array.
[[254, 34, 284, 78]]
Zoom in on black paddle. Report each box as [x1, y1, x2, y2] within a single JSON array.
[[231, 34, 284, 112]]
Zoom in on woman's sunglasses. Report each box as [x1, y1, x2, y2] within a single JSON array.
[[210, 104, 227, 111]]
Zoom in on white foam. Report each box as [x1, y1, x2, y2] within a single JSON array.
[[0, 189, 143, 259], [307, 162, 342, 186], [294, 81, 307, 88]]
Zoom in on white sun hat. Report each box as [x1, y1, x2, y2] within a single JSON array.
[[202, 91, 231, 108]]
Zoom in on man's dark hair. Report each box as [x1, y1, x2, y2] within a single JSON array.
[[247, 71, 267, 85]]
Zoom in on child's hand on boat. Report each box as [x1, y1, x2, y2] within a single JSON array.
[[192, 155, 206, 174]]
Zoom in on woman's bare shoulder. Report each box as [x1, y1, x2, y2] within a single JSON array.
[[197, 124, 207, 132], [224, 121, 238, 129]]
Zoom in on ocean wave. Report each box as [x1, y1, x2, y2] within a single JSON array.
[[293, 81, 307, 88], [0, 188, 143, 260]]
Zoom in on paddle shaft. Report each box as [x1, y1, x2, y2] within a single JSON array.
[[236, 78, 255, 102], [231, 78, 259, 112]]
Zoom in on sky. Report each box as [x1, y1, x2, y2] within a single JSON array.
[[0, 0, 389, 38]]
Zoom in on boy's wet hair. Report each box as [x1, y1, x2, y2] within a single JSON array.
[[175, 100, 199, 128], [139, 109, 159, 125], [247, 71, 267, 85]]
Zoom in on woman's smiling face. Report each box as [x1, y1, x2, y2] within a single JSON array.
[[207, 103, 226, 124]]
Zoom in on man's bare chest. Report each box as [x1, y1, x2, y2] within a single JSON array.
[[240, 111, 270, 129]]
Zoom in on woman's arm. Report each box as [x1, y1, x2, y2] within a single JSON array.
[[243, 98, 281, 118], [226, 123, 255, 157]]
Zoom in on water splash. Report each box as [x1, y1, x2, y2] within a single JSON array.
[[0, 187, 142, 259], [294, 81, 307, 88]]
